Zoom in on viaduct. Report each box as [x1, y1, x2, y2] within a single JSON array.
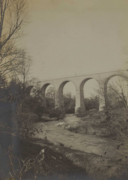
[[27, 69, 128, 114]]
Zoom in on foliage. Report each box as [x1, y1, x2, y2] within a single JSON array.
[[45, 97, 55, 110], [66, 107, 128, 139], [5, 146, 36, 180], [0, 1, 44, 179], [64, 93, 75, 114], [31, 86, 76, 115], [45, 86, 55, 99], [0, 78, 42, 139], [84, 96, 99, 111], [22, 96, 43, 114]]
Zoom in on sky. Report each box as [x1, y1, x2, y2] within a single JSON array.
[[21, 0, 128, 97]]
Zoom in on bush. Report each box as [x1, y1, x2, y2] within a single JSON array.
[[84, 97, 99, 111], [64, 96, 75, 114], [22, 96, 45, 115]]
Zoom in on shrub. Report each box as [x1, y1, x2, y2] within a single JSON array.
[[64, 96, 75, 114], [84, 97, 99, 111], [21, 96, 45, 115]]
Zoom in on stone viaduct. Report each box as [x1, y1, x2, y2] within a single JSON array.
[[27, 69, 128, 114]]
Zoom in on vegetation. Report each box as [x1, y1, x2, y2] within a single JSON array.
[[0, 0, 28, 82], [0, 0, 42, 179], [0, 0, 128, 179], [107, 77, 128, 109]]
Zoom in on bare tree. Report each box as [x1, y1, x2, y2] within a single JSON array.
[[96, 76, 128, 110], [0, 0, 28, 81], [107, 77, 127, 108], [16, 50, 32, 91]]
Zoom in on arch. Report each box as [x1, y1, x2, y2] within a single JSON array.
[[58, 80, 77, 92], [57, 80, 77, 113], [80, 78, 100, 111], [41, 83, 55, 95], [104, 74, 128, 109], [80, 78, 93, 90], [25, 86, 33, 96], [104, 74, 128, 88], [41, 83, 56, 108]]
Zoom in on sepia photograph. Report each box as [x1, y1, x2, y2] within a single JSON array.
[[0, 0, 128, 179]]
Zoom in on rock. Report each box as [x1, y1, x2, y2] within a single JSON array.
[[56, 122, 65, 127], [40, 149, 45, 154], [64, 124, 71, 129]]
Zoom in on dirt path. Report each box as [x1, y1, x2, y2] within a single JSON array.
[[32, 116, 122, 160]]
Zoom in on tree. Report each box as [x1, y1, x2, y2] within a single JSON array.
[[0, 0, 28, 82], [45, 86, 55, 100], [16, 50, 32, 92], [84, 96, 99, 111], [107, 77, 128, 108], [0, 2, 42, 178], [96, 76, 128, 110], [63, 92, 75, 113]]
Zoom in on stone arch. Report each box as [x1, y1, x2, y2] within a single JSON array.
[[41, 83, 55, 96], [25, 86, 34, 96], [80, 78, 93, 90], [58, 80, 77, 91], [41, 83, 55, 107], [57, 80, 77, 113], [80, 78, 100, 111], [104, 74, 128, 109]]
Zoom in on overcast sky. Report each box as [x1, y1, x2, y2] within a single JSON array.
[[21, 0, 128, 96]]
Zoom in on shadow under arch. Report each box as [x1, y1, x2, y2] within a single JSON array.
[[104, 74, 128, 109]]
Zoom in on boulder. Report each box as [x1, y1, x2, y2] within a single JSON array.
[[56, 122, 65, 127]]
